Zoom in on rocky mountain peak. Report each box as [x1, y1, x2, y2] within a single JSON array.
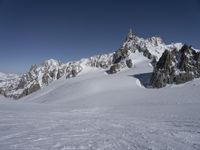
[[150, 44, 200, 88], [126, 28, 134, 41], [44, 59, 61, 66], [148, 36, 164, 46]]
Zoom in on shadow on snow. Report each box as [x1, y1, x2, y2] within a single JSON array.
[[130, 72, 152, 88]]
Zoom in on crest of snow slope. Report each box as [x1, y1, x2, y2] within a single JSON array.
[[1, 54, 200, 150]]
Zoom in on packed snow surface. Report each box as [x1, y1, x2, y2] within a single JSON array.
[[0, 57, 200, 150]]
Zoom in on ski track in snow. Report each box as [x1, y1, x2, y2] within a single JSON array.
[[0, 107, 200, 150]]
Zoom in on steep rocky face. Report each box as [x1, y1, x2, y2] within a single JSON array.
[[2, 59, 62, 99], [126, 59, 133, 68], [107, 29, 179, 74], [1, 54, 114, 99], [66, 63, 83, 78], [86, 54, 113, 69], [150, 45, 200, 88], [1, 56, 109, 99]]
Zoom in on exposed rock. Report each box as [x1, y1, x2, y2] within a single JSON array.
[[174, 73, 194, 84], [107, 63, 121, 74], [126, 28, 134, 41], [151, 57, 157, 67], [0, 87, 5, 95], [17, 75, 27, 89], [86, 54, 113, 69], [126, 59, 133, 68], [28, 82, 41, 94], [42, 73, 51, 86], [150, 44, 200, 88], [66, 65, 83, 78], [112, 48, 129, 64], [143, 49, 153, 59], [15, 82, 41, 99], [148, 37, 164, 46], [57, 69, 65, 79]]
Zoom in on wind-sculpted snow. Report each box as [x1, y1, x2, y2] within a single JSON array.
[[0, 67, 200, 149], [0, 106, 200, 150]]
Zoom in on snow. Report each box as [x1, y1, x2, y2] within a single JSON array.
[[44, 59, 60, 66], [0, 73, 20, 90], [128, 51, 149, 64], [0, 72, 6, 78], [0, 58, 200, 150]]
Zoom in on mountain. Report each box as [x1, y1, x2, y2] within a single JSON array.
[[0, 29, 194, 99], [1, 30, 200, 150], [1, 46, 200, 150], [0, 72, 20, 96], [150, 44, 200, 88]]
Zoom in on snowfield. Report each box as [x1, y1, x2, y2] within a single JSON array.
[[0, 55, 200, 150]]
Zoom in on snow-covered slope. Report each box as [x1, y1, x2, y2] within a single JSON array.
[[0, 54, 200, 150]]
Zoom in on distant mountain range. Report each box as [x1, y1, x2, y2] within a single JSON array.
[[0, 29, 199, 99]]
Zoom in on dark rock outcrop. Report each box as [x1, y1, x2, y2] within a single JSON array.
[[126, 59, 133, 68], [150, 45, 200, 88], [86, 54, 113, 69], [0, 87, 5, 95], [107, 63, 121, 74], [57, 69, 65, 79], [112, 48, 129, 64], [143, 49, 153, 59], [66, 65, 83, 78], [14, 82, 41, 99]]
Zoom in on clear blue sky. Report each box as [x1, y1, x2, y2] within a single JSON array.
[[0, 0, 200, 73]]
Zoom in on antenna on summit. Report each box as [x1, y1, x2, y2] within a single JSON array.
[[126, 28, 133, 41]]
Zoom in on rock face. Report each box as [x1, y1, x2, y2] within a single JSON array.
[[126, 59, 133, 68], [150, 45, 200, 88], [0, 73, 20, 98], [66, 64, 83, 78], [107, 29, 182, 74], [0, 56, 112, 99], [86, 54, 113, 69]]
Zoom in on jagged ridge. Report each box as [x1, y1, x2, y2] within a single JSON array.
[[0, 29, 185, 99], [150, 44, 200, 88]]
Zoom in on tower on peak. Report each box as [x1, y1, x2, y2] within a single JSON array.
[[126, 28, 133, 41]]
